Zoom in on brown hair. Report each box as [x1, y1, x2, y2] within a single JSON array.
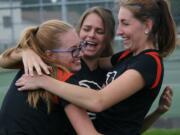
[[77, 6, 115, 57], [17, 20, 73, 112], [119, 0, 176, 57]]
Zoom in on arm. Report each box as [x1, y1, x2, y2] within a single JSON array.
[[0, 47, 49, 75], [16, 69, 145, 112], [141, 86, 173, 133], [0, 47, 22, 68], [65, 104, 102, 135]]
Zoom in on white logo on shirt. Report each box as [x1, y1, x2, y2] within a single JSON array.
[[79, 80, 102, 89], [78, 80, 102, 119], [105, 71, 117, 85]]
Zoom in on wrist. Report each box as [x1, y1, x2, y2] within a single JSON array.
[[39, 75, 50, 89]]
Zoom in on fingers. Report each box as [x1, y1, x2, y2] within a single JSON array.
[[22, 49, 50, 76], [28, 63, 34, 76], [23, 61, 28, 75], [16, 74, 27, 83], [15, 74, 31, 91], [161, 105, 169, 111], [40, 62, 50, 75], [15, 80, 24, 87], [157, 86, 174, 113], [15, 75, 26, 90], [163, 95, 171, 107], [22, 50, 35, 76], [34, 62, 43, 75], [164, 86, 173, 96], [17, 86, 27, 91], [163, 86, 173, 102]]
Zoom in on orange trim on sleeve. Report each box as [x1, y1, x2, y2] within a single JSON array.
[[145, 52, 162, 89], [51, 68, 73, 103], [117, 50, 130, 62], [57, 68, 73, 82]]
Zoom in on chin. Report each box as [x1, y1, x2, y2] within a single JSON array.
[[123, 43, 132, 50], [71, 65, 81, 73]]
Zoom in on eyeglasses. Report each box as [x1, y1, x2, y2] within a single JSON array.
[[79, 40, 88, 49], [50, 41, 88, 58]]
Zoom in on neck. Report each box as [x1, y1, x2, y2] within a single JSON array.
[[82, 57, 99, 71], [133, 41, 155, 56]]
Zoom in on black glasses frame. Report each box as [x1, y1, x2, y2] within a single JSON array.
[[50, 40, 88, 58]]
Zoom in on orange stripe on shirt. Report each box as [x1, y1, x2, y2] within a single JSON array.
[[57, 69, 73, 81], [117, 50, 130, 62], [145, 52, 162, 89], [52, 68, 73, 103]]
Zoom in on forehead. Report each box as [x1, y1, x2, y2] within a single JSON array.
[[60, 29, 80, 48], [118, 6, 134, 21], [82, 13, 104, 29]]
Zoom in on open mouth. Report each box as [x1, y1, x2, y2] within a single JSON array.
[[86, 41, 97, 47], [121, 37, 130, 45]]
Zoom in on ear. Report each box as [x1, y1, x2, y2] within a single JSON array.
[[45, 50, 56, 60], [144, 19, 153, 35]]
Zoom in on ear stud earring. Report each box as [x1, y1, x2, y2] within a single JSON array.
[[144, 30, 149, 35]]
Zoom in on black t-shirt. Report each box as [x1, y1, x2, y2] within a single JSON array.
[[65, 59, 107, 119], [93, 49, 164, 135], [67, 60, 107, 89], [0, 70, 75, 135]]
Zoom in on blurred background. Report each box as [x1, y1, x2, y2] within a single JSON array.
[[0, 0, 180, 134]]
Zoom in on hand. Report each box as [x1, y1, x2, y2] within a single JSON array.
[[156, 86, 173, 114], [15, 74, 46, 91], [22, 48, 50, 76]]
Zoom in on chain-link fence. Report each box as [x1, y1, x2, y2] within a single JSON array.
[[0, 0, 116, 52], [0, 0, 180, 52]]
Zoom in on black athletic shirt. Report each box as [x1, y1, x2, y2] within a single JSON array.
[[93, 49, 164, 135], [65, 59, 107, 119], [67, 59, 107, 89], [0, 70, 76, 135]]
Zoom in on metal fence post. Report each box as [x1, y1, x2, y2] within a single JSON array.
[[62, 0, 67, 21], [9, 0, 15, 45], [39, 0, 44, 23]]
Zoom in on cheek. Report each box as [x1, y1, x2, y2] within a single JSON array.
[[67, 61, 73, 67], [65, 57, 73, 66], [79, 30, 86, 39], [67, 60, 81, 72], [131, 24, 144, 37], [57, 55, 73, 67], [99, 35, 105, 42], [132, 29, 144, 41]]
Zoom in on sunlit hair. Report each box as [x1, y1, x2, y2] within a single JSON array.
[[119, 0, 176, 57], [76, 6, 115, 57], [9, 20, 73, 113]]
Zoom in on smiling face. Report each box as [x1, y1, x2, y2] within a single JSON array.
[[79, 13, 106, 59], [116, 7, 149, 54], [50, 29, 82, 73]]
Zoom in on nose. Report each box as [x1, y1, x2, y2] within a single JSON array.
[[88, 30, 95, 38], [116, 25, 123, 36]]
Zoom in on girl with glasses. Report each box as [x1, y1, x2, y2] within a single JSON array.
[[0, 19, 101, 135]]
